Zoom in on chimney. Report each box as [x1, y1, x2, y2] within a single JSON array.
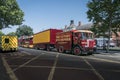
[[78, 21, 81, 26], [70, 20, 74, 26], [65, 25, 67, 29]]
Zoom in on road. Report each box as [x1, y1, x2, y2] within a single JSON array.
[[3, 47, 120, 80]]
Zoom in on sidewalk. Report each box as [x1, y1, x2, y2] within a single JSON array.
[[0, 54, 11, 80], [97, 47, 120, 51], [96, 49, 120, 55]]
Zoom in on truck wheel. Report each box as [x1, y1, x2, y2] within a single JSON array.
[[47, 45, 51, 51], [58, 46, 64, 53], [73, 46, 81, 55]]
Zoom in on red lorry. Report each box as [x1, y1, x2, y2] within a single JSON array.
[[56, 29, 96, 55], [19, 20, 96, 55], [18, 36, 33, 48], [33, 28, 96, 55], [33, 29, 62, 50]]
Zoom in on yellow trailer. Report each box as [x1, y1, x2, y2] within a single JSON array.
[[33, 29, 62, 50], [0, 36, 18, 51], [33, 29, 50, 44]]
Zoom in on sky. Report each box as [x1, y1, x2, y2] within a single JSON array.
[[2, 0, 91, 34]]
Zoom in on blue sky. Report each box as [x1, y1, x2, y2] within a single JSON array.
[[2, 0, 91, 34]]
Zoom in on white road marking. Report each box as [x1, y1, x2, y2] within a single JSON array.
[[85, 57, 120, 64], [56, 66, 93, 71], [10, 64, 120, 72], [13, 53, 44, 72], [10, 65, 93, 71], [20, 51, 32, 55], [48, 53, 59, 80], [1, 55, 18, 80], [82, 57, 104, 80]]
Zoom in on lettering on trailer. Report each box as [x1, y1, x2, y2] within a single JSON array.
[[57, 42, 68, 44], [56, 34, 71, 42]]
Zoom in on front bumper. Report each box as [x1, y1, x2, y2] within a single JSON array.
[[81, 47, 96, 54]]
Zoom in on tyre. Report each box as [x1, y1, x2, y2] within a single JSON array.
[[46, 45, 51, 51], [58, 46, 64, 53], [73, 46, 82, 55]]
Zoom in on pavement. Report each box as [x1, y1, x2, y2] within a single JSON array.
[[96, 49, 120, 54], [97, 47, 120, 51]]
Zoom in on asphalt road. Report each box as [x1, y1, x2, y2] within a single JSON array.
[[3, 47, 120, 80]]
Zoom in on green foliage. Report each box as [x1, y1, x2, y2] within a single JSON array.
[[87, 0, 120, 37], [0, 31, 5, 36], [16, 25, 33, 37], [0, 0, 24, 29], [7, 32, 16, 36], [0, 31, 5, 44], [90, 23, 109, 38]]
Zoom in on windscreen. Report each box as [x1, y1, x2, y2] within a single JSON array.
[[81, 32, 93, 39]]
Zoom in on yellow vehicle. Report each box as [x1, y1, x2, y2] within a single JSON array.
[[0, 36, 18, 51]]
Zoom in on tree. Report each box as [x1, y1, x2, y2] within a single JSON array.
[[0, 31, 5, 36], [87, 0, 120, 52], [7, 32, 16, 36], [0, 0, 24, 29], [90, 23, 110, 38], [16, 25, 33, 37], [0, 31, 5, 44]]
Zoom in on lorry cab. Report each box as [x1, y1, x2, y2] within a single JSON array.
[[56, 30, 96, 55], [72, 30, 96, 55]]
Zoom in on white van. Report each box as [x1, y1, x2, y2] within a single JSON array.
[[95, 38, 116, 47]]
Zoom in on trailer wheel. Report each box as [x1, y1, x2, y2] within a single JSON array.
[[73, 46, 81, 55], [58, 46, 64, 53], [47, 45, 51, 51]]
